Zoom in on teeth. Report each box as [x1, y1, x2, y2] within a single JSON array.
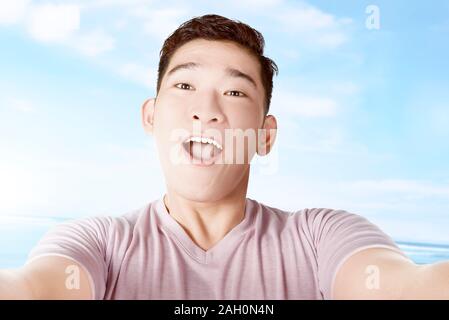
[[185, 136, 223, 150]]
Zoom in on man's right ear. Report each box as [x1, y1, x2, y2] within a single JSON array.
[[141, 98, 155, 135]]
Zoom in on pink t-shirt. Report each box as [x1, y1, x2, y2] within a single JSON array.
[[26, 196, 406, 300]]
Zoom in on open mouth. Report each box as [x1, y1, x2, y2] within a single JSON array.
[[182, 136, 223, 166]]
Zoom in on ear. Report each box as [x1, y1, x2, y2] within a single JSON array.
[[141, 98, 155, 135], [257, 115, 277, 156]]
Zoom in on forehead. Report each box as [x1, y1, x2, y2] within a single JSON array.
[[167, 39, 261, 78]]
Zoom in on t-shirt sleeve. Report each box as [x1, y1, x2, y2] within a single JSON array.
[[25, 216, 112, 300], [303, 208, 409, 300]]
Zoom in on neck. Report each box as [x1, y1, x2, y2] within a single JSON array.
[[163, 169, 249, 251]]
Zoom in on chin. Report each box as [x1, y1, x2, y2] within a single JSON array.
[[174, 185, 227, 203]]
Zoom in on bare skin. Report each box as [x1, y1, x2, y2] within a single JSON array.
[[0, 256, 91, 299]]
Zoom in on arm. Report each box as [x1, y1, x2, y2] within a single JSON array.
[[333, 247, 449, 299], [0, 256, 92, 300]]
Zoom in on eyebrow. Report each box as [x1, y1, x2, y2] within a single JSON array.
[[167, 62, 200, 77], [225, 67, 257, 89], [166, 62, 258, 89]]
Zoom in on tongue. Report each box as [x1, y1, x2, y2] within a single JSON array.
[[191, 142, 215, 161]]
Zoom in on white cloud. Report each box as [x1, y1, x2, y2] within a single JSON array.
[[274, 3, 351, 48], [228, 0, 282, 9], [27, 4, 80, 42], [69, 29, 116, 56], [344, 179, 449, 199], [0, 215, 61, 226], [249, 172, 449, 243], [80, 0, 154, 9], [243, 0, 282, 6], [118, 62, 156, 89], [0, 2, 114, 57], [26, 3, 80, 42], [0, 163, 46, 213], [0, 142, 164, 217], [280, 6, 335, 31], [273, 90, 338, 117], [7, 98, 35, 113], [330, 179, 449, 243], [134, 8, 189, 40], [0, 0, 30, 25], [313, 32, 347, 48]]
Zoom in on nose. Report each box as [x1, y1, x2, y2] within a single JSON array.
[[190, 92, 224, 124]]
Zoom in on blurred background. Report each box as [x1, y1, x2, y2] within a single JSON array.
[[1, 0, 449, 268]]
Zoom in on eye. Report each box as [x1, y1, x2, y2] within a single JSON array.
[[225, 90, 246, 97], [175, 83, 194, 90]]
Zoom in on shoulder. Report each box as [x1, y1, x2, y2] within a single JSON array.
[[45, 200, 157, 242], [250, 198, 357, 226], [250, 200, 372, 239]]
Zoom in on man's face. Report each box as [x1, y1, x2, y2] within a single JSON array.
[[143, 39, 276, 202]]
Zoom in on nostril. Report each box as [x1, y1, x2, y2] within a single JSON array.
[[193, 115, 200, 120]]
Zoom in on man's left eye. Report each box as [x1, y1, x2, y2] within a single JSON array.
[[225, 90, 246, 97]]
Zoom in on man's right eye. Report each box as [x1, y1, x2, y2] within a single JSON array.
[[175, 83, 193, 90]]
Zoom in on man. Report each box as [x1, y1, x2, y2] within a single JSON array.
[[1, 14, 448, 300]]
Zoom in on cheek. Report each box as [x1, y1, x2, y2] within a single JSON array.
[[228, 108, 261, 130], [158, 91, 188, 109], [153, 102, 187, 157], [154, 100, 184, 130]]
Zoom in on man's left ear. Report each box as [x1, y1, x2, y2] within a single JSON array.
[[141, 98, 155, 135], [257, 115, 277, 156]]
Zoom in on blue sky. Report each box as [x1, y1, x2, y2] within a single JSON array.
[[1, 0, 449, 244]]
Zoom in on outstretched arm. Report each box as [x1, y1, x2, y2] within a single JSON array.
[[0, 256, 92, 300], [333, 247, 449, 299]]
